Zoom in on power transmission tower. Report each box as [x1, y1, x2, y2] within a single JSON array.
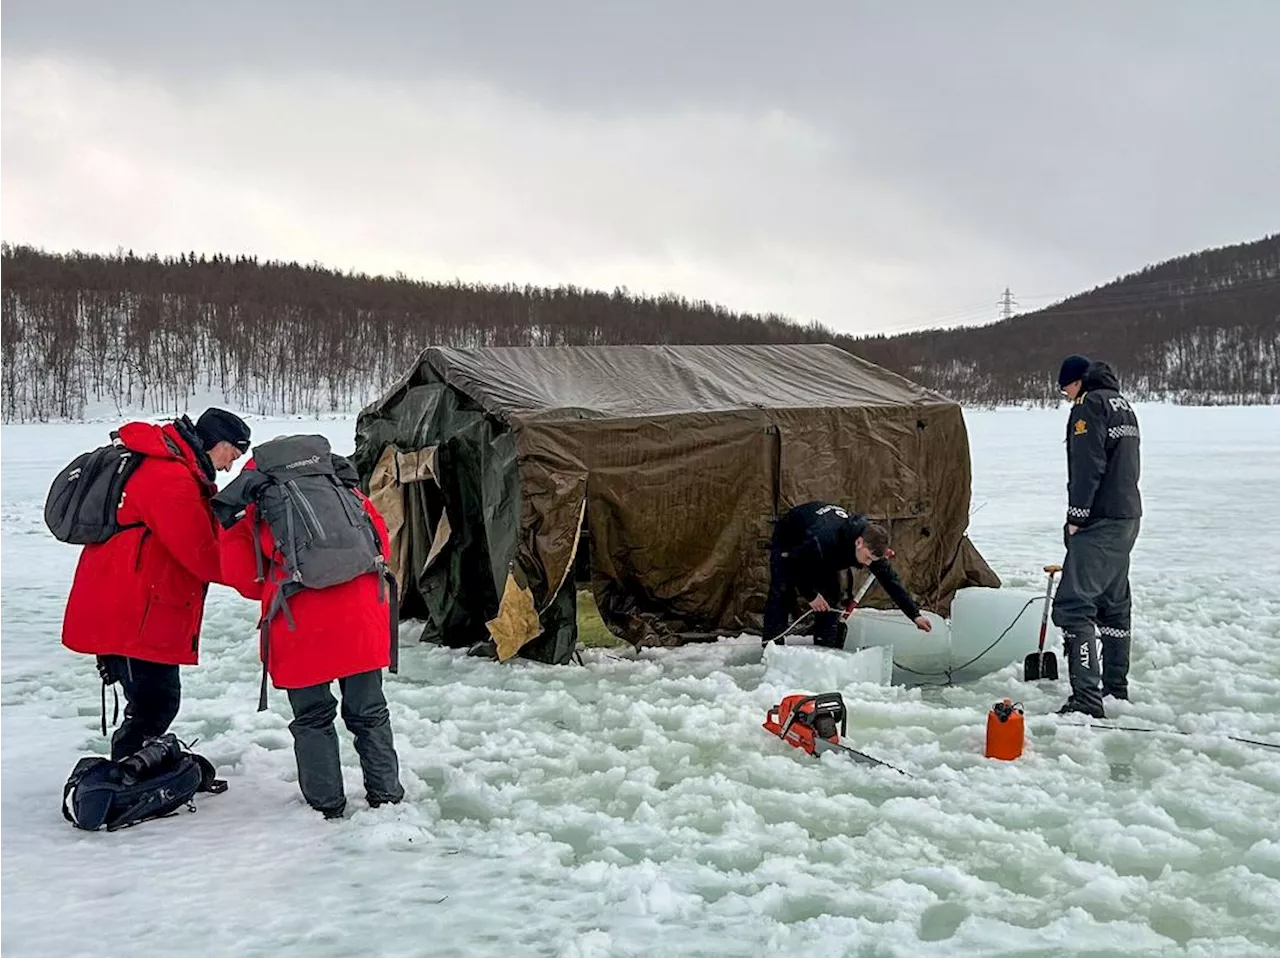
[[998, 287, 1018, 320]]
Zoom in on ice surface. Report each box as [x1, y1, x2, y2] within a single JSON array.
[[762, 642, 894, 691], [3, 405, 1279, 957], [842, 586, 1062, 686]]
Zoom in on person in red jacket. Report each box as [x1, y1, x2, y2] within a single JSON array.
[[219, 461, 404, 820], [62, 408, 251, 759]]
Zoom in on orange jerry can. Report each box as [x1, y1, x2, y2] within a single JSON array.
[[985, 699, 1024, 760]]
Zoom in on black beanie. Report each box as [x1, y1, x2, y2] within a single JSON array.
[[195, 408, 251, 451], [1057, 354, 1091, 388]]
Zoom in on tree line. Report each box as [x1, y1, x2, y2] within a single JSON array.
[[2, 235, 1276, 421], [0, 245, 845, 421]]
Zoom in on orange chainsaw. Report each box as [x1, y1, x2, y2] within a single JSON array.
[[762, 692, 905, 774]]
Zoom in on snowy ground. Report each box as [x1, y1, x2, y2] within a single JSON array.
[[3, 405, 1279, 957]]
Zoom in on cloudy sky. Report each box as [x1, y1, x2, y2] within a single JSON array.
[[3, 1, 1278, 335]]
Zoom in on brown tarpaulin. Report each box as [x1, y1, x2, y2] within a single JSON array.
[[368, 445, 449, 591], [355, 343, 999, 658]]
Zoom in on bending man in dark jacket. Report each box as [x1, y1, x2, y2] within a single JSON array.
[[1051, 355, 1142, 718], [763, 501, 932, 646]]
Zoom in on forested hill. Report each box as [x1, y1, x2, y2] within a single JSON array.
[[0, 245, 841, 421], [2, 235, 1276, 421], [849, 234, 1280, 406]]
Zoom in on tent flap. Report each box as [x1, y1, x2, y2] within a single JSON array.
[[487, 571, 544, 662]]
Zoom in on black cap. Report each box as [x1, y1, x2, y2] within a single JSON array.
[[1057, 354, 1091, 388], [195, 408, 251, 452]]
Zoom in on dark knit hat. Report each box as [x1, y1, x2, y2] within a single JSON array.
[[195, 408, 251, 451], [1057, 354, 1091, 388]]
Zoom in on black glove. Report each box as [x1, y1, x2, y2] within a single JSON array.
[[211, 501, 246, 530], [212, 469, 268, 528]]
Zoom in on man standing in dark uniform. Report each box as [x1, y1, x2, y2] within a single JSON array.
[[763, 501, 932, 647], [1051, 355, 1143, 718]]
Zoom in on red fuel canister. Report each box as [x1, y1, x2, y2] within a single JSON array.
[[985, 698, 1024, 760]]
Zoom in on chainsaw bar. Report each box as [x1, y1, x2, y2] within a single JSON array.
[[813, 737, 909, 775]]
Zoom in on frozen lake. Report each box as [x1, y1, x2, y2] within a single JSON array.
[[3, 404, 1278, 957]]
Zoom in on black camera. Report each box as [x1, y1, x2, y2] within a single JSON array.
[[117, 734, 183, 786]]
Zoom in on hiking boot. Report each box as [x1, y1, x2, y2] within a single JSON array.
[[317, 804, 346, 821], [1057, 698, 1105, 719], [1104, 689, 1129, 701], [368, 796, 403, 810]]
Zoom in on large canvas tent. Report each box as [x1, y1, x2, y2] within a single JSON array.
[[353, 344, 999, 665]]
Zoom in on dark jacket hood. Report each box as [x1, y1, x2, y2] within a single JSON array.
[[1081, 361, 1121, 393]]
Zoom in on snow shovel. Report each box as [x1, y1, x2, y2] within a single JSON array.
[[1023, 564, 1062, 681]]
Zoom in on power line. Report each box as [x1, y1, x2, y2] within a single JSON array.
[[856, 263, 1280, 340], [1017, 266, 1280, 313], [1011, 276, 1280, 321], [868, 275, 1280, 339]]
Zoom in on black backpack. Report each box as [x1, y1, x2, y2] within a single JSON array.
[[44, 432, 148, 544], [212, 435, 399, 709], [61, 734, 227, 832]]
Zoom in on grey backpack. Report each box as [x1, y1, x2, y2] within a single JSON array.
[[44, 431, 150, 544], [213, 435, 397, 708]]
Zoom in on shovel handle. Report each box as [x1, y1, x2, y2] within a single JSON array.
[[838, 568, 883, 622], [1036, 564, 1061, 653]]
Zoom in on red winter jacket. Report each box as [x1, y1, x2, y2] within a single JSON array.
[[62, 421, 222, 666], [219, 478, 394, 689]]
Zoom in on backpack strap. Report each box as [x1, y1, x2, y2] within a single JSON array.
[[95, 656, 120, 737], [252, 508, 302, 713], [106, 794, 162, 832], [266, 496, 302, 628], [253, 512, 266, 584], [383, 567, 400, 675], [62, 759, 108, 828], [256, 579, 298, 712], [257, 616, 271, 713], [100, 681, 119, 737], [250, 508, 274, 711], [192, 753, 228, 794]]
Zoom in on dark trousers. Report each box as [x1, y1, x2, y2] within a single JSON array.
[[98, 655, 181, 761], [286, 669, 405, 815], [1051, 518, 1141, 712], [762, 542, 841, 646]]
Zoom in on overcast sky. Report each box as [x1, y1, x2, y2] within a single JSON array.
[[3, 1, 1278, 335]]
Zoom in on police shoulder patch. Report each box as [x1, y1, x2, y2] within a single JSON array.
[[1073, 418, 1088, 436]]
